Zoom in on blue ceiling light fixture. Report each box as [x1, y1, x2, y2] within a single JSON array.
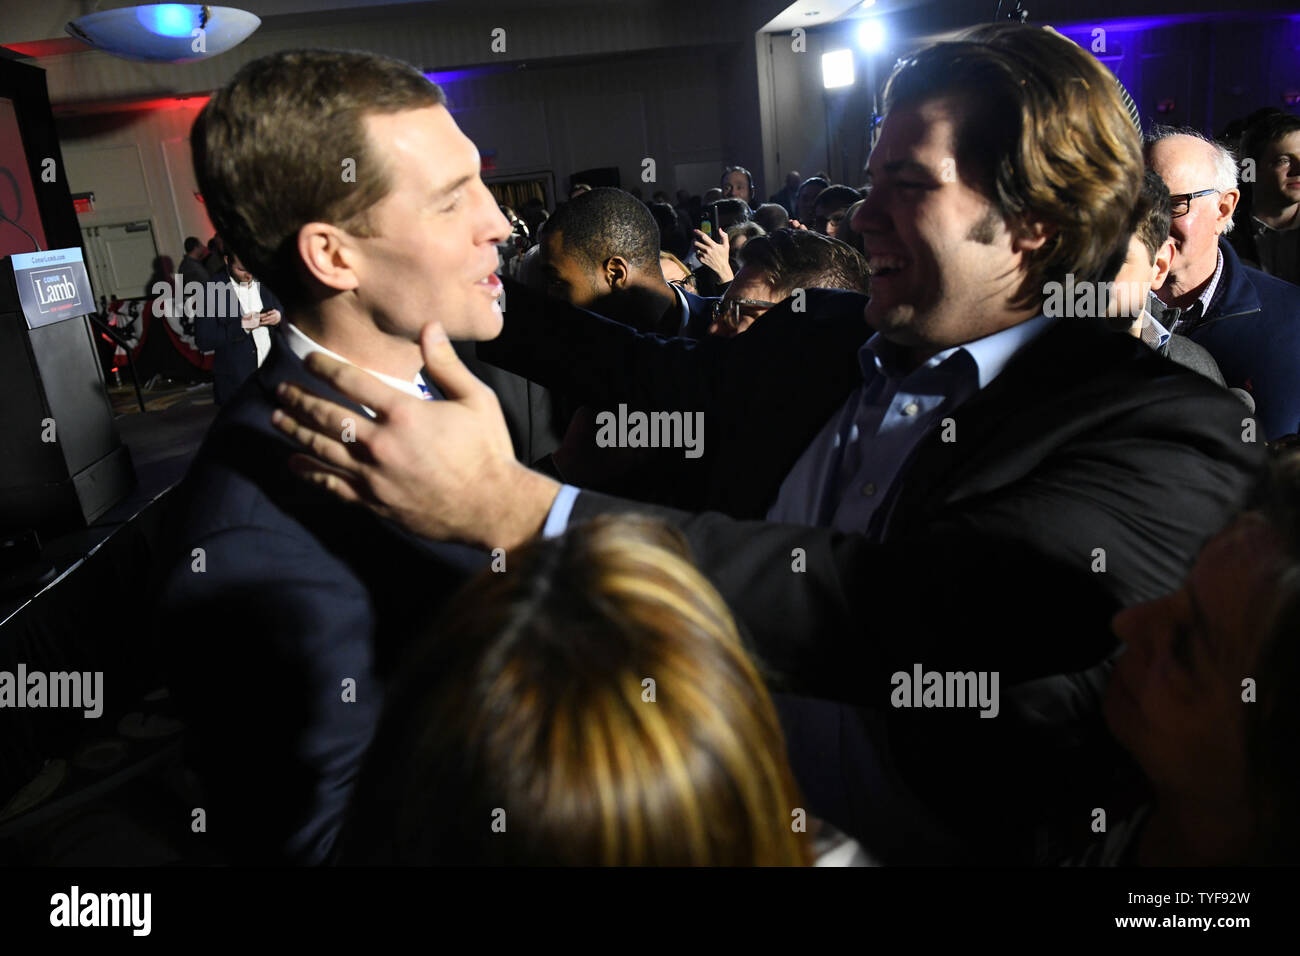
[[137, 4, 200, 38], [66, 4, 260, 63]]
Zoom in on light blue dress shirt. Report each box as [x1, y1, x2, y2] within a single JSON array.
[[766, 314, 1056, 533], [543, 314, 1056, 537]]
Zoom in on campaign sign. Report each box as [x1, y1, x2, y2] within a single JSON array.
[[9, 247, 94, 329]]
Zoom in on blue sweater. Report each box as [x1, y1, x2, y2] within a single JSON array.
[[1187, 239, 1300, 440]]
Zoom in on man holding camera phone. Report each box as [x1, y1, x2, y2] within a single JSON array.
[[194, 248, 285, 405]]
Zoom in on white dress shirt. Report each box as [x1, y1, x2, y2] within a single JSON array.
[[229, 278, 271, 368], [282, 323, 433, 415]]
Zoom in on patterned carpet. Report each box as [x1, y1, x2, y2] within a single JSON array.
[[108, 381, 214, 415]]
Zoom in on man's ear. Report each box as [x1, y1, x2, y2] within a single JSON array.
[[603, 256, 631, 290], [1216, 188, 1241, 234], [1151, 237, 1175, 291], [1012, 219, 1057, 252], [297, 222, 361, 294]]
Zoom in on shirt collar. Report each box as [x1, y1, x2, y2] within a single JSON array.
[[861, 313, 1056, 391], [1194, 248, 1225, 315], [283, 322, 428, 402], [670, 283, 691, 333], [1252, 212, 1300, 235], [1138, 309, 1171, 350]]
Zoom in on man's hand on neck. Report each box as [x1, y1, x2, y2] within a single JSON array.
[[273, 320, 560, 552]]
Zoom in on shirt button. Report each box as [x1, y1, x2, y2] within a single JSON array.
[[861, 482, 876, 496], [901, 401, 920, 416]]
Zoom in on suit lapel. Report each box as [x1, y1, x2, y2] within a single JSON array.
[[256, 335, 374, 417], [879, 320, 1086, 537]]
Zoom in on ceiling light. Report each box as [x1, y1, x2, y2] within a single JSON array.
[[822, 49, 854, 89], [66, 4, 260, 63], [858, 20, 887, 53]]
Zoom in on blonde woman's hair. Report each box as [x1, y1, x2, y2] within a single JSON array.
[[339, 515, 811, 866], [659, 250, 691, 281]]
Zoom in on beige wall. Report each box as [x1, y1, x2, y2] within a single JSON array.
[[59, 101, 213, 267]]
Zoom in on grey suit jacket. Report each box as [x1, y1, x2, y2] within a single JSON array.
[[1162, 334, 1225, 386]]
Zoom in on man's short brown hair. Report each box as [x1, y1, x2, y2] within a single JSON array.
[[191, 49, 446, 308], [1130, 169, 1173, 265], [883, 24, 1143, 309], [738, 227, 870, 296]]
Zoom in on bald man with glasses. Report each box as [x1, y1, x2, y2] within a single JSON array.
[[1146, 127, 1300, 438]]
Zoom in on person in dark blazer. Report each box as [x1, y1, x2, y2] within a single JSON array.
[[268, 25, 1265, 862], [179, 236, 210, 287], [157, 336, 486, 864], [538, 187, 717, 339], [1172, 237, 1300, 439], [1146, 130, 1300, 439], [156, 48, 514, 864], [193, 250, 284, 405], [1227, 111, 1300, 285]]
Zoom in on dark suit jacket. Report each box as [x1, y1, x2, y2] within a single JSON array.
[[1162, 333, 1224, 385], [678, 288, 717, 339], [179, 253, 210, 287], [193, 270, 285, 406], [480, 279, 868, 518], [454, 340, 564, 465], [481, 278, 1263, 857], [478, 285, 720, 502], [155, 337, 487, 864], [1182, 238, 1300, 439]]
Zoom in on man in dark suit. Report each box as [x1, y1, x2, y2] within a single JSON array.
[[538, 186, 717, 338], [1173, 237, 1300, 438], [193, 249, 285, 405], [270, 26, 1263, 860], [1228, 111, 1300, 285], [156, 49, 513, 864], [158, 336, 487, 864], [1147, 129, 1300, 438], [769, 170, 801, 217], [178, 236, 210, 286]]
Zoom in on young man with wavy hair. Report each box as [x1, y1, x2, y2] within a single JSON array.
[[272, 25, 1263, 861]]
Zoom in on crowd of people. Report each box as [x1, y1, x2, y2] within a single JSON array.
[[154, 24, 1300, 867]]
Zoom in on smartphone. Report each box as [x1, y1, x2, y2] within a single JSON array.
[[712, 201, 749, 235]]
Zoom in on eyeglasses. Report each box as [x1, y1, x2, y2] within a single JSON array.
[[1169, 188, 1219, 219], [669, 275, 697, 291], [712, 296, 777, 331]]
